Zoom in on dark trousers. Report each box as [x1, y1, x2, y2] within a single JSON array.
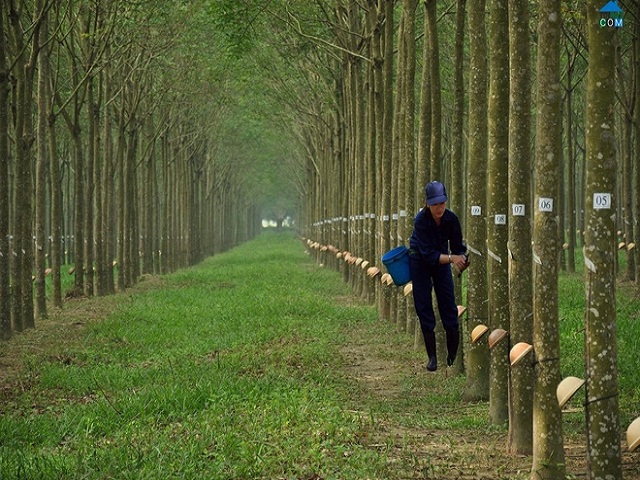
[[409, 254, 459, 336]]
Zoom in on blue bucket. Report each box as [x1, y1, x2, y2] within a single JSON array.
[[382, 246, 411, 286]]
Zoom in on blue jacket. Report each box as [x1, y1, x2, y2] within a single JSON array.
[[409, 208, 466, 266]]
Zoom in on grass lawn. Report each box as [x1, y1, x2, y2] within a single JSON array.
[[0, 231, 638, 479]]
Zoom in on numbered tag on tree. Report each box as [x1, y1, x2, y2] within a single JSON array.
[[538, 197, 553, 213], [593, 193, 611, 210], [512, 204, 525, 216]]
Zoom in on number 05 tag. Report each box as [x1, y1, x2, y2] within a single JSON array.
[[593, 193, 611, 210]]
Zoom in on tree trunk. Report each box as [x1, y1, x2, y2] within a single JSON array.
[[417, 7, 431, 196], [47, 83, 63, 307], [94, 71, 107, 297], [450, 0, 465, 216], [9, 0, 42, 331], [463, 0, 489, 402], [35, 6, 49, 319], [507, 0, 533, 455], [531, 0, 565, 478], [447, 0, 466, 374], [564, 46, 578, 274], [425, 0, 440, 181], [366, 1, 381, 305], [102, 62, 115, 295], [0, 4, 11, 339], [635, 3, 640, 285], [125, 122, 139, 286], [584, 1, 622, 478], [378, 0, 394, 322], [487, 0, 510, 425], [71, 114, 85, 296], [399, 0, 418, 334], [616, 45, 636, 283], [84, 76, 97, 297], [142, 112, 155, 275], [390, 11, 405, 329], [116, 99, 126, 290]]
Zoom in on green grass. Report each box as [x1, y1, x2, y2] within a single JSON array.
[[558, 263, 640, 428], [1, 232, 385, 479], [1, 231, 639, 479]]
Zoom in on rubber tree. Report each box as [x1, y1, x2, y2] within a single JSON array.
[[531, 0, 565, 478], [487, 0, 510, 425], [0, 1, 10, 339], [562, 35, 582, 274], [507, 0, 533, 455], [448, 0, 466, 374], [463, 0, 489, 402], [616, 24, 636, 283], [398, 0, 418, 334], [424, 0, 441, 182], [365, 0, 385, 306], [8, 0, 46, 331], [635, 2, 640, 286], [34, 4, 50, 319], [377, 0, 394, 321], [583, 1, 622, 477]]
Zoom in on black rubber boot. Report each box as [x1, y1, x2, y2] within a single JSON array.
[[424, 330, 437, 372], [445, 328, 460, 367]]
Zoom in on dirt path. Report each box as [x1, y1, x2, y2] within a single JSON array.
[[339, 317, 537, 480], [339, 311, 640, 479]]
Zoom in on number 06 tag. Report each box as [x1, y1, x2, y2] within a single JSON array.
[[538, 197, 553, 213]]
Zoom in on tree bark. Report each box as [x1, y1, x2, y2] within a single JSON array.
[[616, 44, 636, 282], [424, 0, 440, 181], [564, 45, 578, 274], [35, 4, 49, 319], [635, 2, 640, 285], [487, 0, 510, 425], [463, 0, 489, 402], [584, 1, 622, 478], [531, 0, 565, 478], [47, 74, 62, 308], [399, 0, 418, 334], [0, 3, 11, 339], [84, 75, 97, 297], [507, 0, 533, 455], [378, 0, 394, 322], [9, 0, 43, 331]]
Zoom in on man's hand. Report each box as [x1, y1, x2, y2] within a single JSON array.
[[451, 254, 469, 271], [453, 254, 470, 276]]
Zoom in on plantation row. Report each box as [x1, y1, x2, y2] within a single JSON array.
[[303, 234, 640, 479]]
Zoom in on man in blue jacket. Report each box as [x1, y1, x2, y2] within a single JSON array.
[[409, 181, 469, 371]]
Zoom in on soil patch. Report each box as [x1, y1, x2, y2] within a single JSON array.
[[338, 313, 640, 480]]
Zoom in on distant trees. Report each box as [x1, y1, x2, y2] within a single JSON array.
[[0, 0, 284, 338]]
